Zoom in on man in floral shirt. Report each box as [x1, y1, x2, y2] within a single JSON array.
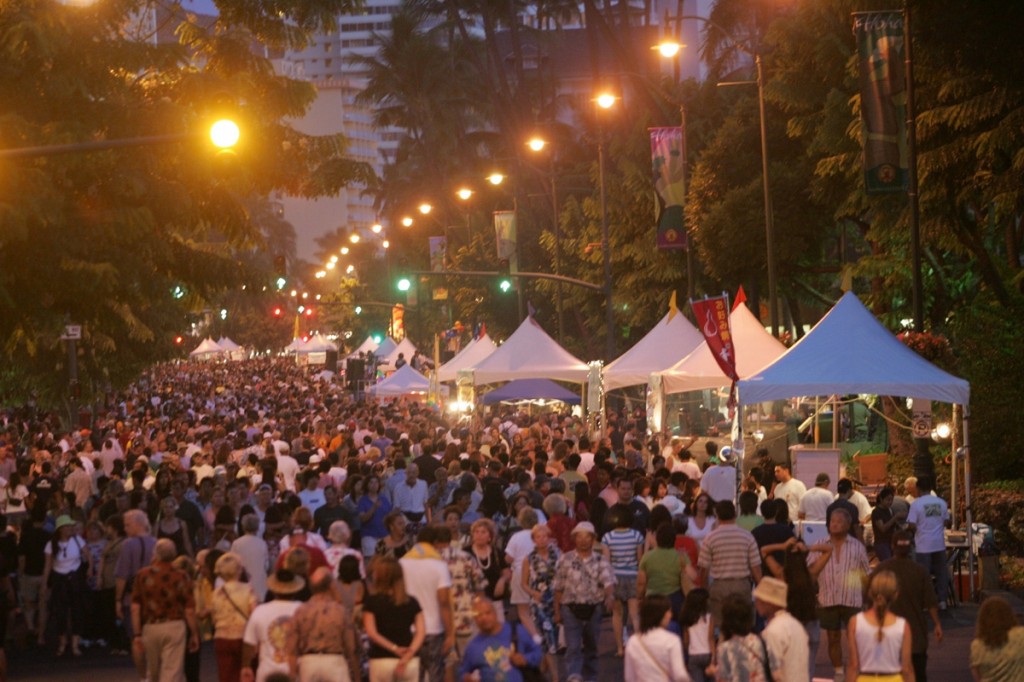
[[552, 522, 615, 682], [436, 522, 487, 677]]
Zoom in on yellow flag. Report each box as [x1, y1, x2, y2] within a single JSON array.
[[293, 313, 300, 340], [667, 291, 679, 322], [840, 265, 853, 293]]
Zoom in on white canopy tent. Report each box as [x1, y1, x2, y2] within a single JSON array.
[[604, 311, 704, 390], [374, 337, 398, 359], [283, 337, 305, 353], [437, 334, 497, 382], [656, 303, 787, 394], [217, 337, 242, 351], [347, 335, 379, 359], [737, 291, 973, 596], [470, 318, 589, 385], [380, 337, 418, 370], [189, 337, 224, 359], [367, 364, 430, 397], [297, 334, 338, 353]]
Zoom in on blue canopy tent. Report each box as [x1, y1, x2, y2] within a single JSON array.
[[481, 379, 581, 405], [738, 291, 973, 596]]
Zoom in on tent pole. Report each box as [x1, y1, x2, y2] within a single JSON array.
[[964, 404, 975, 602], [950, 404, 959, 529], [832, 394, 840, 449]]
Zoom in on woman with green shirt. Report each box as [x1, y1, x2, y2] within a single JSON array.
[[637, 522, 697, 617]]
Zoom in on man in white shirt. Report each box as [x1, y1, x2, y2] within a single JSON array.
[[275, 443, 300, 492], [907, 475, 951, 608], [400, 526, 454, 682], [798, 473, 833, 521], [576, 437, 595, 475], [393, 462, 429, 523], [241, 569, 306, 682], [772, 463, 807, 522], [755, 576, 810, 682], [701, 447, 737, 503]]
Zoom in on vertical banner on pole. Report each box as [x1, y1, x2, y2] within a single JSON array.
[[650, 127, 687, 250], [647, 373, 663, 436], [391, 304, 405, 342], [854, 11, 909, 194], [493, 211, 518, 274], [587, 361, 603, 437], [428, 236, 448, 300]]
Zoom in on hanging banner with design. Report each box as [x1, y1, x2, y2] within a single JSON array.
[[691, 294, 738, 381], [428, 236, 448, 300], [650, 126, 687, 250], [493, 211, 518, 273], [854, 11, 909, 194]]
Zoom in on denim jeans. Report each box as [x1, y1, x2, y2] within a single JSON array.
[[561, 603, 603, 682], [915, 550, 950, 603]]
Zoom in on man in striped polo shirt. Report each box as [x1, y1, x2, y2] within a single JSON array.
[[698, 500, 762, 623]]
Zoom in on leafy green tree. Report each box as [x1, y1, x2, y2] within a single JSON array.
[[0, 0, 372, 418]]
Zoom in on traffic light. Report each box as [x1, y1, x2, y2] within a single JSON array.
[[272, 306, 283, 318], [397, 277, 412, 292], [497, 258, 512, 293]]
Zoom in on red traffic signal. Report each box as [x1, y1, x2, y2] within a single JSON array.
[[272, 306, 283, 317], [174, 336, 184, 345], [305, 307, 314, 317]]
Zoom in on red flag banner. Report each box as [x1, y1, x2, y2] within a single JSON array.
[[691, 295, 738, 382]]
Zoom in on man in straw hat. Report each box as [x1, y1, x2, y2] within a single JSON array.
[[754, 575, 810, 682], [242, 568, 307, 682], [552, 521, 615, 682]]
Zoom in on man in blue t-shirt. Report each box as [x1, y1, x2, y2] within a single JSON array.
[[459, 596, 542, 682]]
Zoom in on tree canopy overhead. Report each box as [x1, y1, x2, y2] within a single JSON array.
[[0, 0, 373, 408]]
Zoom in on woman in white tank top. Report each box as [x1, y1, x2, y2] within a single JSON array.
[[846, 570, 914, 681]]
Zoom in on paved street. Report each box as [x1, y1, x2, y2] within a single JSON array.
[[10, 593, 1007, 682]]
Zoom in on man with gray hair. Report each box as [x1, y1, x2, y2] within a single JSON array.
[[131, 538, 199, 682], [115, 509, 157, 654], [287, 566, 355, 682], [232, 513, 269, 602]]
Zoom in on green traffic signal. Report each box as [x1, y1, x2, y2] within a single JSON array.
[[397, 277, 412, 292], [499, 278, 513, 293]]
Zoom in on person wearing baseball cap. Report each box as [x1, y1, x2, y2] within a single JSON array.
[[755, 576, 810, 682], [552, 521, 616, 682]]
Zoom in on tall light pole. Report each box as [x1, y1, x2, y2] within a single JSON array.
[[596, 93, 616, 360], [660, 16, 779, 336], [526, 137, 564, 342]]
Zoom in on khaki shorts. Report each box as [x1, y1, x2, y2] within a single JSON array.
[[818, 605, 861, 631]]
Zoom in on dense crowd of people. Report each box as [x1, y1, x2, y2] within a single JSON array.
[[0, 356, 1020, 682]]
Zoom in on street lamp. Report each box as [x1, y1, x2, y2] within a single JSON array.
[[595, 92, 616, 360], [527, 136, 565, 342], [418, 203, 433, 215], [401, 216, 414, 227], [209, 119, 241, 149], [487, 173, 505, 186], [658, 17, 778, 336], [456, 188, 473, 201]]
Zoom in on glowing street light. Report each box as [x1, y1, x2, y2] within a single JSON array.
[[656, 40, 684, 58], [340, 246, 350, 255], [371, 223, 383, 233], [595, 93, 617, 109], [326, 261, 336, 270], [329, 255, 338, 263], [418, 203, 433, 215], [349, 234, 360, 244], [382, 239, 390, 249], [487, 173, 505, 186], [456, 188, 473, 201], [527, 137, 546, 152], [401, 216, 414, 227], [209, 119, 241, 149]]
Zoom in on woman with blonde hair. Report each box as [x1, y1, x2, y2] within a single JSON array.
[[211, 552, 257, 682], [846, 570, 914, 682], [363, 557, 425, 682], [970, 595, 1024, 681]]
